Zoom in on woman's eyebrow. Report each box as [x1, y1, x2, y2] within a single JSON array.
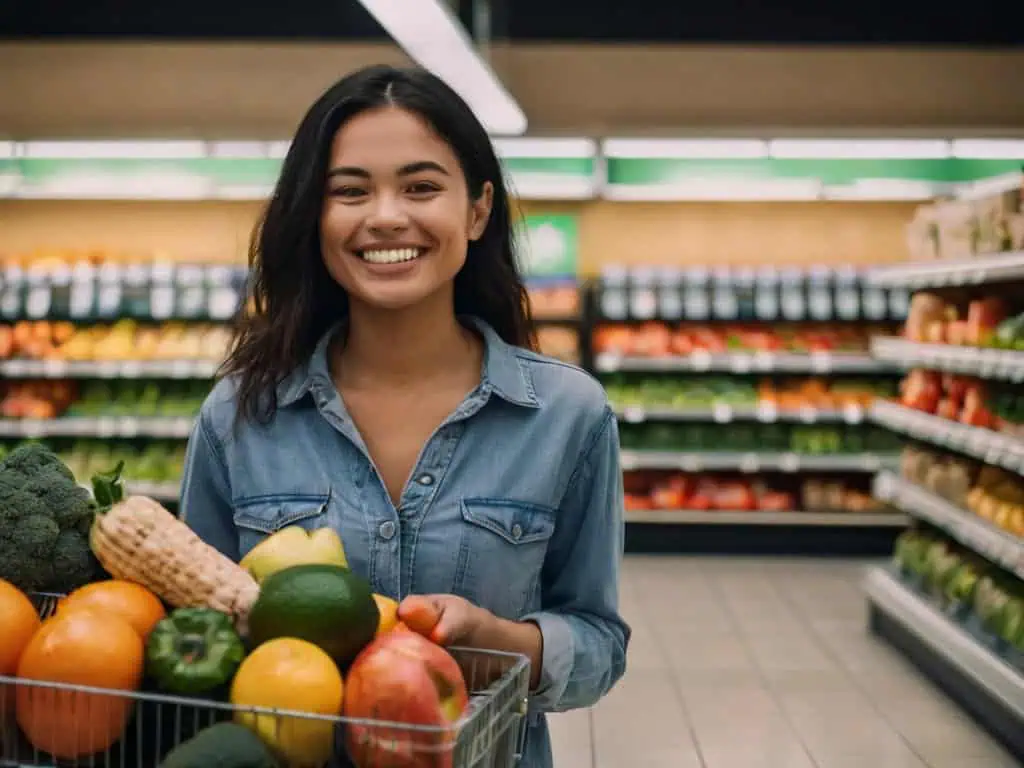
[[326, 160, 450, 179]]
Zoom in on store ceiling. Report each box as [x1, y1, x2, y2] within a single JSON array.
[[0, 0, 1018, 45]]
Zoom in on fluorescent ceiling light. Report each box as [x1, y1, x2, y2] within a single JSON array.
[[492, 138, 596, 159], [21, 141, 207, 160], [356, 0, 527, 136], [769, 139, 951, 159], [951, 139, 1024, 159], [603, 139, 768, 159]]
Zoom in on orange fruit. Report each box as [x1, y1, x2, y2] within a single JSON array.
[[231, 637, 344, 768], [17, 608, 144, 759], [57, 580, 166, 640], [373, 593, 400, 636], [0, 579, 41, 675]]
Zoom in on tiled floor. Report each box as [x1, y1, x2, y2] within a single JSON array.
[[549, 555, 1020, 768]]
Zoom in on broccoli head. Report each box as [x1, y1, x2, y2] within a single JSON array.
[[0, 443, 75, 483], [21, 470, 94, 529], [51, 529, 104, 593]]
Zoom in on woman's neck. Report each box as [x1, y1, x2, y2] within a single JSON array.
[[332, 297, 482, 390]]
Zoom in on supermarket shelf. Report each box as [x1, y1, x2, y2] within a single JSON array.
[[870, 400, 1024, 475], [871, 336, 1024, 383], [594, 351, 893, 375], [618, 449, 898, 473], [0, 359, 219, 379], [626, 509, 907, 527], [0, 417, 194, 439], [614, 404, 866, 425], [125, 481, 179, 503], [866, 568, 1024, 758], [865, 251, 1024, 290], [873, 471, 1024, 581]]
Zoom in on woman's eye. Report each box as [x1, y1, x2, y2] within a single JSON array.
[[331, 186, 365, 198], [407, 182, 440, 195]]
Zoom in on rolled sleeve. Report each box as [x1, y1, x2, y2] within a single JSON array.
[[178, 409, 238, 561], [521, 406, 630, 714]]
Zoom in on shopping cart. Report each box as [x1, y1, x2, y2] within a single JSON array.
[[0, 593, 531, 768]]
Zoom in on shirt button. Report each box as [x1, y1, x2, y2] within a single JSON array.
[[511, 523, 523, 540], [417, 473, 435, 486], [378, 521, 396, 540]]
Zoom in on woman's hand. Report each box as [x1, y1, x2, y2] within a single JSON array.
[[397, 594, 489, 646]]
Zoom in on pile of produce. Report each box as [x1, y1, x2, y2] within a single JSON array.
[[602, 373, 894, 412], [624, 471, 888, 514], [901, 445, 1024, 537], [0, 378, 208, 422], [0, 440, 187, 489], [618, 420, 902, 455], [898, 369, 1024, 437], [904, 293, 1023, 350], [0, 320, 231, 363], [0, 444, 474, 768], [593, 322, 887, 358], [893, 528, 1024, 662]]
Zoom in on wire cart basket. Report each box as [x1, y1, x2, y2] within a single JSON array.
[[0, 594, 530, 768]]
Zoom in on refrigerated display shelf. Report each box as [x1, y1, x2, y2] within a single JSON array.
[[870, 400, 1024, 475], [618, 450, 897, 473], [126, 481, 180, 502], [871, 337, 1024, 382], [0, 417, 194, 439], [594, 351, 891, 375], [0, 359, 219, 379], [873, 472, 1024, 580], [614, 404, 866, 425], [866, 251, 1024, 290], [627, 509, 907, 526], [866, 567, 1024, 759]]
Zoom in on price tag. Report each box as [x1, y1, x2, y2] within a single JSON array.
[[619, 452, 637, 471], [798, 407, 817, 424], [756, 403, 778, 423], [121, 361, 142, 378], [739, 454, 760, 473], [3, 360, 26, 377], [843, 405, 864, 424], [171, 360, 193, 378], [118, 417, 139, 437], [729, 355, 751, 374], [712, 404, 732, 423], [25, 285, 52, 318], [174, 417, 193, 436], [96, 418, 117, 438], [96, 361, 119, 378], [679, 455, 702, 472], [96, 284, 122, 317], [594, 353, 620, 372], [20, 419, 45, 439], [622, 406, 645, 423], [150, 284, 175, 319], [810, 352, 832, 373], [753, 351, 775, 371], [691, 351, 712, 371], [207, 287, 240, 319], [42, 359, 68, 377], [68, 282, 95, 319], [779, 453, 800, 472]]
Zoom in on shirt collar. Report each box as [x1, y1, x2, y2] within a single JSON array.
[[275, 315, 540, 409]]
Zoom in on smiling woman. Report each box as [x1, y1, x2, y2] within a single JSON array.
[[179, 64, 630, 768]]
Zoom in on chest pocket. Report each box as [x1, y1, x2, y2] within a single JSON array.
[[454, 498, 556, 620], [233, 493, 333, 559]]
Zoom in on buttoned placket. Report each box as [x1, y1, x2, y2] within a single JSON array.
[[312, 379, 494, 599]]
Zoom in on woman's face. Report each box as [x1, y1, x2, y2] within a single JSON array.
[[320, 105, 493, 312]]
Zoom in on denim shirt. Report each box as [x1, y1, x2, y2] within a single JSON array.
[[179, 317, 630, 768]]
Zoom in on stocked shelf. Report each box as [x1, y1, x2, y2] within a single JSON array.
[[866, 251, 1024, 290], [871, 400, 1024, 475], [0, 359, 219, 379], [627, 509, 906, 526], [619, 450, 897, 473], [866, 567, 1024, 758], [872, 337, 1024, 382], [595, 351, 891, 375], [876, 472, 1024, 580], [0, 417, 194, 439], [615, 404, 867, 424]]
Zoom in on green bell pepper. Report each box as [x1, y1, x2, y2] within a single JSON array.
[[146, 607, 246, 695]]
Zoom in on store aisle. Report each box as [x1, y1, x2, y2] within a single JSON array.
[[548, 555, 1019, 768]]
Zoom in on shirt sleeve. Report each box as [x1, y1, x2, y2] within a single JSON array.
[[178, 409, 239, 562], [520, 406, 631, 713]]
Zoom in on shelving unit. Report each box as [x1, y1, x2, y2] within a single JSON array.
[[864, 185, 1024, 759]]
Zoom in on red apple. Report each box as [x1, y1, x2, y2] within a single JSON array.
[[343, 630, 469, 768]]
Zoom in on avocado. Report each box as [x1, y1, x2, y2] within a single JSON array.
[[247, 563, 380, 667], [159, 722, 280, 768]]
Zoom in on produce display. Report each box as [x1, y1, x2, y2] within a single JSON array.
[[0, 440, 185, 488], [904, 292, 1024, 350], [593, 322, 888, 358], [624, 470, 889, 514], [618, 421, 902, 454], [0, 320, 231, 363], [897, 369, 1024, 438], [536, 325, 580, 364], [602, 374, 895, 412], [526, 280, 580, 319], [0, 443, 482, 767], [900, 445, 1024, 537], [892, 527, 1024, 666], [1, 379, 208, 422]]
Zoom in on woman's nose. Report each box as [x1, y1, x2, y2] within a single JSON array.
[[366, 192, 409, 231]]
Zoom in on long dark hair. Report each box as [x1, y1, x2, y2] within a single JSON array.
[[221, 64, 536, 424]]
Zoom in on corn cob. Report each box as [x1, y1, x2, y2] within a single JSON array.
[[91, 495, 260, 632]]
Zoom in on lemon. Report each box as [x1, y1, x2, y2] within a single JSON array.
[[230, 637, 344, 768]]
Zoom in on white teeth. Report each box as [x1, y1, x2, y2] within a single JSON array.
[[360, 248, 421, 264]]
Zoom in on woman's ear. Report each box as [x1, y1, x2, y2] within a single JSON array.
[[468, 181, 494, 242]]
